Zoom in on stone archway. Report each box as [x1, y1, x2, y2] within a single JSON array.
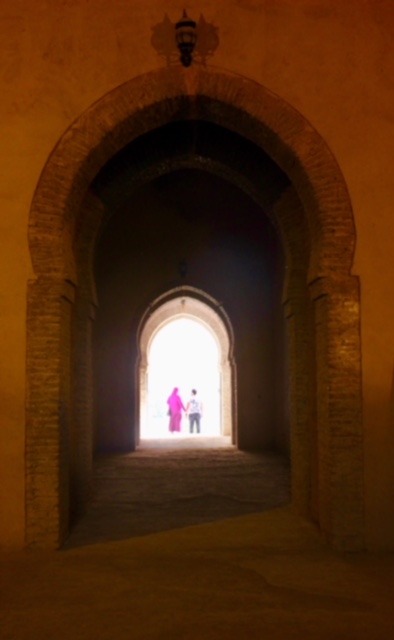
[[137, 288, 235, 444], [27, 67, 363, 550]]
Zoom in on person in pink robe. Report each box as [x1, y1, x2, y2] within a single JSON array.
[[167, 387, 186, 433]]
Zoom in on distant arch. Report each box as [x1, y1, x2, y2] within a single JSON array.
[[137, 288, 235, 443]]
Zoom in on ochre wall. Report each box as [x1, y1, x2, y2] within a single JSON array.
[[0, 0, 393, 549]]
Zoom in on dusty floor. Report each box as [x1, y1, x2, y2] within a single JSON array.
[[64, 436, 291, 548], [1, 438, 393, 639]]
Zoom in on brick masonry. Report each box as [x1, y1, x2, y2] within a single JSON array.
[[26, 67, 363, 550]]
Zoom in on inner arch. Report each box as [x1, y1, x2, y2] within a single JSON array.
[[138, 293, 233, 442], [145, 319, 220, 439]]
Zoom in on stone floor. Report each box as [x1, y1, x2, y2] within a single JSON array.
[[64, 436, 291, 548], [1, 438, 393, 640]]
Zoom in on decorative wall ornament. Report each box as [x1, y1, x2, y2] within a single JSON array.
[[151, 11, 219, 67]]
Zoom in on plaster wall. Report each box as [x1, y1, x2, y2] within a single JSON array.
[[0, 0, 393, 548]]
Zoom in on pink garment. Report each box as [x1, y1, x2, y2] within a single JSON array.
[[167, 388, 185, 432]]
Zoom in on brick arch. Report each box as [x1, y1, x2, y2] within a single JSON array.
[[27, 67, 363, 550], [29, 67, 354, 283]]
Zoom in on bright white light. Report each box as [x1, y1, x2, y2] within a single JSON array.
[[142, 318, 221, 439]]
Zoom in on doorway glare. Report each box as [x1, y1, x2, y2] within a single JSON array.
[[142, 318, 221, 439]]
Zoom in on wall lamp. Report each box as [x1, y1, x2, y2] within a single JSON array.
[[175, 10, 197, 67]]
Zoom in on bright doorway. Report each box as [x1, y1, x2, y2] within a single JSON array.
[[138, 292, 234, 442], [143, 318, 220, 439]]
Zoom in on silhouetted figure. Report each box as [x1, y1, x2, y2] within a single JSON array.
[[186, 388, 203, 434], [167, 387, 186, 433]]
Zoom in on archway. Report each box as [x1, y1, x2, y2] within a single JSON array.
[[27, 67, 363, 550], [145, 319, 220, 439], [137, 291, 234, 442], [144, 319, 220, 439]]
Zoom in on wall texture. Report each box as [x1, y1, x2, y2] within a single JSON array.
[[0, 0, 393, 550]]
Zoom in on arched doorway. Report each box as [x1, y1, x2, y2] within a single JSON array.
[[137, 290, 234, 442], [27, 67, 363, 550], [143, 319, 220, 439]]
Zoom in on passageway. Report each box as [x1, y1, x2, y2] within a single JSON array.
[[25, 72, 365, 550], [64, 438, 290, 548]]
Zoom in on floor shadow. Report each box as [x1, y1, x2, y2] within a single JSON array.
[[63, 437, 291, 549]]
